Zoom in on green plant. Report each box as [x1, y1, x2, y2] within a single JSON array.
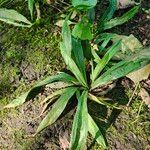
[[0, 8, 32, 27], [4, 0, 150, 149], [0, 0, 36, 27]]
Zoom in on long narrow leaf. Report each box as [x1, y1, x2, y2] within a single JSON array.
[[28, 0, 34, 19], [4, 72, 78, 108], [41, 88, 67, 105], [0, 8, 32, 27], [98, 35, 112, 52], [60, 42, 87, 87], [36, 87, 77, 133], [88, 114, 106, 149], [95, 33, 114, 44], [88, 93, 120, 109], [100, 0, 117, 23], [62, 16, 72, 57], [70, 91, 88, 150], [72, 38, 87, 81], [0, 18, 32, 27], [91, 41, 121, 82], [91, 49, 101, 63], [91, 59, 149, 89], [102, 6, 139, 30]]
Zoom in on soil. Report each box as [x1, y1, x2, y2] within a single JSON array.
[[0, 1, 150, 150]]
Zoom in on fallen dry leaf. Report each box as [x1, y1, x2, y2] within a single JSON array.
[[70, 10, 77, 19], [117, 0, 135, 9], [127, 64, 150, 83], [55, 20, 74, 27], [59, 130, 70, 150], [46, 0, 53, 4], [111, 34, 143, 53], [140, 88, 150, 108], [121, 34, 142, 52]]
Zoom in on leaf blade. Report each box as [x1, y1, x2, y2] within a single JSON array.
[[88, 93, 120, 109], [41, 88, 67, 105], [72, 38, 87, 81], [0, 8, 32, 27], [36, 87, 77, 133], [62, 16, 72, 57], [72, 0, 97, 10], [102, 6, 139, 30], [92, 41, 121, 82], [92, 59, 149, 89], [72, 17, 93, 40], [4, 72, 78, 108], [100, 0, 117, 23], [70, 91, 88, 150], [88, 114, 106, 149], [28, 0, 34, 19], [60, 42, 87, 87]]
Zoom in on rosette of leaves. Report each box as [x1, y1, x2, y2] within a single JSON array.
[[5, 16, 150, 149]]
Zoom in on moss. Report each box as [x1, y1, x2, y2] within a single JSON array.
[[0, 17, 63, 93], [105, 97, 150, 149], [0, 3, 64, 148]]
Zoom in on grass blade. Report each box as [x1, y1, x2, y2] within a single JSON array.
[[88, 114, 106, 149], [4, 72, 78, 108], [36, 87, 77, 133], [91, 41, 121, 82], [70, 91, 88, 150]]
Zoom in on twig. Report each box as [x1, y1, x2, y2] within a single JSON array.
[[127, 82, 140, 106], [35, 2, 41, 20]]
